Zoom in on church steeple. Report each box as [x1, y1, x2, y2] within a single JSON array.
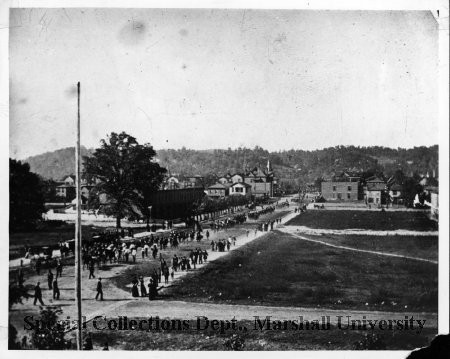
[[267, 159, 272, 173]]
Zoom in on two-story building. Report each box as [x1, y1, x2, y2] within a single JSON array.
[[183, 175, 204, 188], [56, 175, 76, 198], [321, 172, 361, 201], [244, 160, 275, 198], [364, 176, 387, 205]]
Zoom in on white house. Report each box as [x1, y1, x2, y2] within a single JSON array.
[[229, 182, 251, 196]]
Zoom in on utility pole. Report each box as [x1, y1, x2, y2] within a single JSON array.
[[75, 82, 83, 350]]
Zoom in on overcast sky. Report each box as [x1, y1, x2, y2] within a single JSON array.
[[9, 8, 438, 159]]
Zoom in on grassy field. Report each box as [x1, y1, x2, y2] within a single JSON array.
[[83, 318, 436, 350], [164, 232, 438, 312], [300, 234, 438, 261], [285, 210, 438, 231]]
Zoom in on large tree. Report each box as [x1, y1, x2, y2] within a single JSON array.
[[10, 159, 45, 231], [83, 132, 166, 228]]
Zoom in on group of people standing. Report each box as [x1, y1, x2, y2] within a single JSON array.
[[131, 257, 173, 300], [247, 205, 276, 220], [210, 236, 236, 252]]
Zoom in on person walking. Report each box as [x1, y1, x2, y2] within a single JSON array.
[[33, 282, 44, 306], [95, 278, 104, 301], [53, 279, 60, 300], [172, 255, 178, 272], [47, 269, 54, 290], [88, 261, 95, 279], [163, 267, 169, 284], [56, 260, 63, 278]]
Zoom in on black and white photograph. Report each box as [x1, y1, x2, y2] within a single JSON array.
[[2, 0, 449, 355]]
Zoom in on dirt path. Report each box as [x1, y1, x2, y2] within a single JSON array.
[[280, 225, 438, 237], [280, 228, 438, 264], [13, 207, 437, 339], [9, 206, 296, 335]]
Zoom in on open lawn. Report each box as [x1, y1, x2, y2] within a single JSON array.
[[301, 234, 438, 262], [84, 317, 436, 350], [285, 210, 438, 231], [164, 231, 438, 312]]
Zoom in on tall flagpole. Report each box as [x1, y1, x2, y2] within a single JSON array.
[[75, 82, 83, 350]]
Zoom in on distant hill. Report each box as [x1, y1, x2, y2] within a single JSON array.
[[23, 145, 438, 187], [24, 146, 94, 181]]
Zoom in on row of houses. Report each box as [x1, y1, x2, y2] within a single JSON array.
[[51, 160, 277, 213], [320, 171, 439, 207], [205, 160, 276, 199]]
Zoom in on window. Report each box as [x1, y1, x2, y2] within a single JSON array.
[[333, 186, 336, 191], [347, 193, 351, 199], [337, 193, 342, 199], [348, 186, 352, 191]]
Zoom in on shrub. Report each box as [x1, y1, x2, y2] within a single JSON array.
[[32, 307, 72, 350], [223, 334, 245, 351], [353, 333, 387, 350]]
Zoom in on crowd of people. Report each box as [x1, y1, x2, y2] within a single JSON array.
[[14, 201, 295, 306], [247, 205, 276, 220]]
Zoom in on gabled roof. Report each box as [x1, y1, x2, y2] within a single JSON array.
[[366, 176, 385, 183], [367, 183, 386, 191], [61, 175, 76, 182], [230, 182, 251, 188], [208, 183, 230, 190], [254, 167, 267, 177]]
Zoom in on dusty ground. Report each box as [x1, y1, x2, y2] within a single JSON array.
[[9, 205, 438, 350], [9, 206, 296, 340]]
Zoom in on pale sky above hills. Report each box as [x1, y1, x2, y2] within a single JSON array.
[[9, 9, 438, 159]]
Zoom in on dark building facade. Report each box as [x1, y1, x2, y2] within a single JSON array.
[[148, 187, 205, 220]]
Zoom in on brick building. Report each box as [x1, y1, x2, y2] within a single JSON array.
[[321, 172, 361, 201]]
